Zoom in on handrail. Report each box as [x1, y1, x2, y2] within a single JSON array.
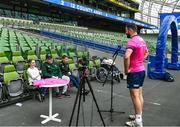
[[41, 30, 125, 55], [107, 0, 140, 12]]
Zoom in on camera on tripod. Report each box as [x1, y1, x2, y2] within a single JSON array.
[[69, 57, 105, 127], [78, 57, 89, 77], [78, 57, 89, 66]]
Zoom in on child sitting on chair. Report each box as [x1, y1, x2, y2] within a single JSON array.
[[27, 59, 47, 102]]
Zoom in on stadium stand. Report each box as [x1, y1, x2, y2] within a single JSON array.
[[0, 26, 94, 105], [0, 0, 180, 126]]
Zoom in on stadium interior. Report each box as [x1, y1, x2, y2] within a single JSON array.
[[0, 0, 180, 126]]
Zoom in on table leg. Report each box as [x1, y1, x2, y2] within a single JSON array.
[[40, 87, 62, 124], [49, 87, 52, 117]]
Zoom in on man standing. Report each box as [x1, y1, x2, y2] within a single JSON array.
[[124, 24, 148, 127]]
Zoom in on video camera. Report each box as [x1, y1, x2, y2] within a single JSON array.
[[78, 57, 89, 77], [78, 57, 89, 66]]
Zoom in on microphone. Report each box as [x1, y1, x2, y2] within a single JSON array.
[[112, 45, 121, 57]]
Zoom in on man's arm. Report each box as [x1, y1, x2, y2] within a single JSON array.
[[57, 65, 62, 78], [42, 63, 52, 78], [124, 49, 133, 75], [144, 48, 149, 59]]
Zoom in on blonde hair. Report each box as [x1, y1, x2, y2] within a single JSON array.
[[28, 59, 35, 67]]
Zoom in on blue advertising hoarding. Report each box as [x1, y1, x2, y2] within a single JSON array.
[[160, 13, 180, 29], [44, 0, 157, 29]]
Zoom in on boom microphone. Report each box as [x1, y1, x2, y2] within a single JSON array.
[[112, 45, 121, 57]]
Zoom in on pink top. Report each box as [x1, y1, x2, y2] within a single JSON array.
[[125, 35, 147, 73], [33, 78, 69, 88]]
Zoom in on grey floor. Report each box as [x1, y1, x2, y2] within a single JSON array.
[[0, 48, 180, 126]]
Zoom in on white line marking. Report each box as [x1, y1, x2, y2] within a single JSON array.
[[96, 89, 161, 106]]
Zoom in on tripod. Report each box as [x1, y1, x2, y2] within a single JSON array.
[[100, 46, 125, 122], [69, 66, 106, 126]]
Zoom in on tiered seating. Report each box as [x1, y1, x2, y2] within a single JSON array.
[[0, 10, 175, 55], [0, 9, 75, 27], [0, 27, 93, 105], [39, 22, 124, 46], [38, 22, 176, 54]]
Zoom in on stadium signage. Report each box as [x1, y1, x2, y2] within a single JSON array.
[[44, 0, 157, 29]]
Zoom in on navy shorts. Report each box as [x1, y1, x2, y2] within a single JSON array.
[[127, 71, 145, 89]]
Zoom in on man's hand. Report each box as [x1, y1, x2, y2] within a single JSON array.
[[124, 70, 128, 75], [52, 76, 58, 79], [68, 72, 71, 75]]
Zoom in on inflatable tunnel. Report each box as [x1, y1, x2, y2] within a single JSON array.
[[148, 15, 180, 80]]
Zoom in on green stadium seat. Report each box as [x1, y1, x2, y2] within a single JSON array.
[[51, 49, 59, 59], [9, 41, 18, 46], [30, 46, 36, 50], [0, 40, 9, 46], [12, 51, 25, 63], [94, 59, 101, 67], [27, 50, 37, 60], [88, 60, 96, 79], [40, 46, 49, 51], [83, 51, 89, 58], [67, 59, 74, 64], [40, 50, 46, 61], [0, 47, 10, 52], [66, 45, 76, 52], [21, 47, 31, 53], [12, 51, 26, 74], [77, 52, 83, 58], [88, 60, 95, 69], [0, 52, 11, 74], [61, 45, 67, 53], [68, 52, 76, 58], [69, 63, 79, 77], [56, 45, 62, 53], [10, 46, 18, 51], [69, 63, 77, 72], [3, 65, 23, 97]]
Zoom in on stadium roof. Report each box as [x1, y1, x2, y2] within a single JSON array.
[[135, 0, 180, 28], [44, 0, 157, 29]]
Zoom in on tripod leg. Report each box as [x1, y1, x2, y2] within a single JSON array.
[[86, 78, 106, 126], [76, 79, 85, 126], [110, 66, 114, 122], [81, 103, 85, 126], [69, 81, 82, 126]]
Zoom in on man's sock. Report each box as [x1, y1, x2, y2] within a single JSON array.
[[135, 114, 142, 123]]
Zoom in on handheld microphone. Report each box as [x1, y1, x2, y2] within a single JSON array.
[[112, 45, 121, 57]]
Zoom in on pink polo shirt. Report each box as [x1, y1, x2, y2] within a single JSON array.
[[125, 35, 147, 73]]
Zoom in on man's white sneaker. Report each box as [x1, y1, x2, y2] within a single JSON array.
[[129, 114, 136, 120], [125, 120, 143, 127]]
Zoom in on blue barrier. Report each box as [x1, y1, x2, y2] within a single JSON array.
[[148, 15, 180, 80], [41, 31, 126, 55], [147, 55, 168, 78]]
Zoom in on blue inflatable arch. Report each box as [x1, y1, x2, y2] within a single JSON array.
[[149, 15, 180, 80]]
